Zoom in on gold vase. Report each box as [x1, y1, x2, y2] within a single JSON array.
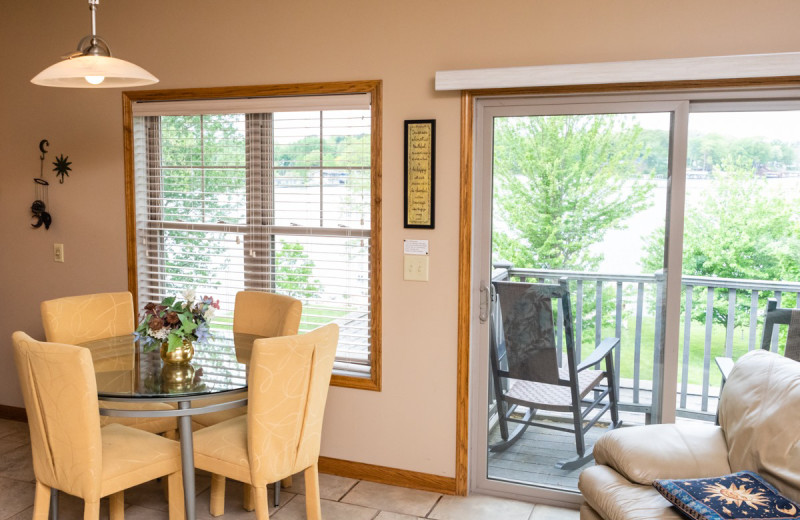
[[160, 339, 195, 365]]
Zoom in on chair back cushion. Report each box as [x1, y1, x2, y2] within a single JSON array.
[[233, 291, 302, 338], [12, 331, 102, 499], [494, 281, 561, 384], [247, 323, 338, 484], [41, 291, 134, 344], [719, 349, 800, 503]]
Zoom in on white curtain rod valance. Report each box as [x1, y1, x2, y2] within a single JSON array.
[[132, 92, 371, 116], [435, 52, 800, 91]]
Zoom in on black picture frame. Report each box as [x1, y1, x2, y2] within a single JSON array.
[[403, 119, 436, 229]]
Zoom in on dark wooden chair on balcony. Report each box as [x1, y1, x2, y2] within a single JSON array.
[[489, 278, 621, 470], [716, 298, 800, 385]]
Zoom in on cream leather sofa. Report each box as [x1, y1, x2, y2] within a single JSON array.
[[578, 349, 800, 520]]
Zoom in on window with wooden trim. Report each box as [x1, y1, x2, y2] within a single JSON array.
[[124, 82, 382, 390]]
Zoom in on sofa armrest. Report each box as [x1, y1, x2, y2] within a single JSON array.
[[594, 423, 731, 485]]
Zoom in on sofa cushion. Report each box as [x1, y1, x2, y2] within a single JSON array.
[[719, 350, 800, 504], [579, 464, 685, 520], [653, 471, 800, 520], [594, 423, 731, 485]]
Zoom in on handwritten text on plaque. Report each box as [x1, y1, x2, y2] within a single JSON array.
[[404, 120, 435, 228]]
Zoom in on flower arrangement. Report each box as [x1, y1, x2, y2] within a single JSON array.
[[135, 288, 220, 352]]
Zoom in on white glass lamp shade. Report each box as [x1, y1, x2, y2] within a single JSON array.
[[31, 55, 158, 88]]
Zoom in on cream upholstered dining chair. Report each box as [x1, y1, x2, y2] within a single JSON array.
[[193, 323, 338, 520], [192, 290, 303, 510], [12, 331, 185, 520], [191, 290, 302, 429], [40, 291, 177, 436]]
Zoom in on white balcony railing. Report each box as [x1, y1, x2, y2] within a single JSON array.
[[492, 264, 800, 422]]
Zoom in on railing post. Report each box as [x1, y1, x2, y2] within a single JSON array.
[[701, 287, 715, 412], [680, 286, 693, 410], [595, 280, 603, 348], [725, 289, 737, 358], [634, 282, 645, 406], [651, 269, 666, 425], [748, 290, 759, 351], [576, 280, 584, 363], [771, 291, 783, 351], [615, 282, 623, 394]]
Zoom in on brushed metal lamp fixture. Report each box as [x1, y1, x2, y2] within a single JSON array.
[[31, 0, 158, 88]]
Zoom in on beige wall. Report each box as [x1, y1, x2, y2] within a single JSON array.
[[2, 0, 799, 478]]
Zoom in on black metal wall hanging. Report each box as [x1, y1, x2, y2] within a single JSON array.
[[31, 140, 52, 229], [53, 153, 71, 183]]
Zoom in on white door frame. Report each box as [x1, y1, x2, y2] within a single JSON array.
[[468, 95, 689, 505]]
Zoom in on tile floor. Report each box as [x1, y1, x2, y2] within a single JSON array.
[[0, 418, 579, 520]]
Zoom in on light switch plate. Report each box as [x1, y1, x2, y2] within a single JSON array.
[[54, 243, 64, 263], [404, 255, 429, 281]]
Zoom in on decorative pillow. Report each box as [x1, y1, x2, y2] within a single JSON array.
[[653, 471, 800, 520]]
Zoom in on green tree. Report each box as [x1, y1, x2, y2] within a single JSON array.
[[275, 242, 322, 300], [686, 133, 798, 174], [641, 165, 800, 326], [639, 128, 670, 177], [492, 115, 656, 271], [158, 114, 245, 292]]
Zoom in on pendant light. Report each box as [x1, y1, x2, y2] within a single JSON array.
[[31, 0, 158, 88]]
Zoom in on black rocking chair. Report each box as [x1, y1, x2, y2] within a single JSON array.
[[489, 278, 621, 470]]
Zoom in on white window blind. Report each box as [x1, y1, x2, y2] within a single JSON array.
[[131, 95, 373, 374]]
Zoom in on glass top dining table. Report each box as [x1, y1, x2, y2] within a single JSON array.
[[79, 330, 260, 400], [75, 330, 264, 520]]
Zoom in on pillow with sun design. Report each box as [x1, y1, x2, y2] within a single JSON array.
[[653, 471, 800, 520]]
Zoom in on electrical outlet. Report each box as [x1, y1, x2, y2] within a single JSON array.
[[403, 255, 429, 281], [54, 243, 64, 263]]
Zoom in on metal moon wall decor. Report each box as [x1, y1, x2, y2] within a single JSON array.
[[32, 140, 52, 229], [31, 139, 72, 230]]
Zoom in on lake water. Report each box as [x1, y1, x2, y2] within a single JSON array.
[[592, 176, 800, 275]]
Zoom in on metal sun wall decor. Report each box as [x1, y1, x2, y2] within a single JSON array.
[[53, 154, 71, 183], [30, 139, 71, 230]]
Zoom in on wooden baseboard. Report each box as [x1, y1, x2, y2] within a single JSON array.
[[0, 405, 26, 423], [0, 406, 455, 495], [319, 456, 457, 495]]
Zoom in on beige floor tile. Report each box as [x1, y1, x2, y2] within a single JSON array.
[[121, 504, 169, 520], [0, 475, 35, 519], [340, 480, 441, 517], [0, 443, 35, 483], [122, 478, 174, 512], [374, 511, 425, 520], [0, 434, 29, 455], [530, 504, 580, 520], [47, 492, 112, 520], [428, 494, 534, 520], [272, 495, 377, 520], [0, 490, 112, 520], [280, 471, 359, 500], [194, 479, 295, 519], [0, 419, 29, 437], [5, 506, 33, 520]]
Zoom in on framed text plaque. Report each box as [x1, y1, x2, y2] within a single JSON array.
[[404, 119, 435, 229]]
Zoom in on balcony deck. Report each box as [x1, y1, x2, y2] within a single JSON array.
[[486, 385, 717, 491], [485, 266, 796, 491]]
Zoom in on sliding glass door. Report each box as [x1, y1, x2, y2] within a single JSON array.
[[675, 107, 800, 419], [470, 91, 800, 504]]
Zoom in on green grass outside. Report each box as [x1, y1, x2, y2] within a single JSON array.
[[298, 306, 351, 332], [576, 316, 782, 388], [212, 306, 352, 334]]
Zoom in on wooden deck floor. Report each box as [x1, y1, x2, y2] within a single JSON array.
[[487, 413, 610, 491], [486, 387, 717, 491]]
